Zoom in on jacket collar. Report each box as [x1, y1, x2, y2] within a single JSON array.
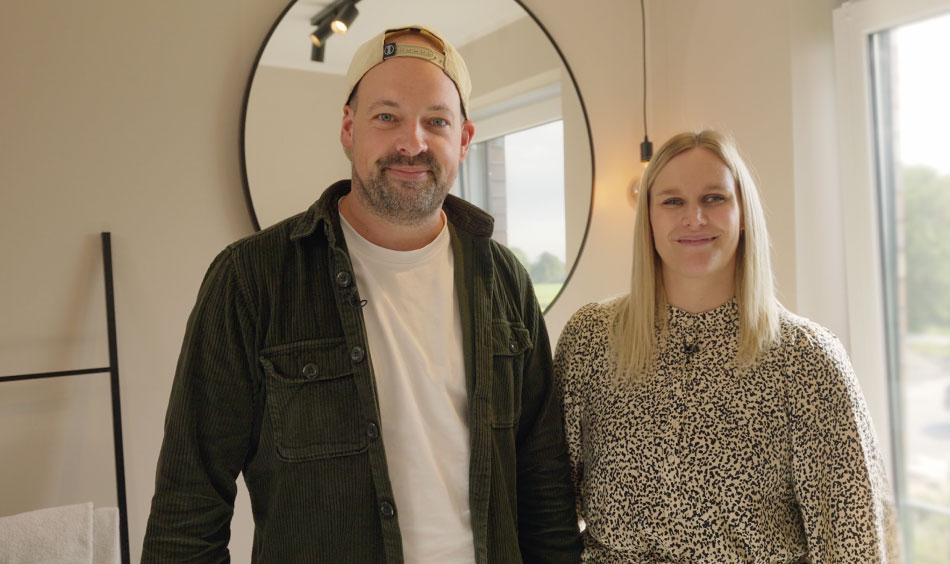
[[289, 179, 495, 242]]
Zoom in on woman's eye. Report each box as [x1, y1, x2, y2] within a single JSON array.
[[662, 198, 683, 206], [705, 194, 725, 204]]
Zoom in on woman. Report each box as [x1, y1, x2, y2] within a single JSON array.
[[555, 130, 899, 562]]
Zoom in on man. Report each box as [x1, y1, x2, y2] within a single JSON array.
[[142, 25, 582, 563]]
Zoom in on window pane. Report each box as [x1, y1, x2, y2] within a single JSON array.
[[872, 12, 950, 562], [459, 121, 567, 310], [504, 121, 567, 309]]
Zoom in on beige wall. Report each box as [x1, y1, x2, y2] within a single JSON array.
[[0, 0, 845, 562]]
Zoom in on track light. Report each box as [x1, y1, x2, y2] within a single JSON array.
[[310, 21, 333, 48], [311, 43, 326, 62], [331, 3, 359, 35], [308, 0, 360, 63]]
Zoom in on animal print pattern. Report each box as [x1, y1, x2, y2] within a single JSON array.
[[554, 298, 901, 563]]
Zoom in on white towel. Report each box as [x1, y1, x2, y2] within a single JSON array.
[[92, 507, 120, 564], [0, 502, 119, 564]]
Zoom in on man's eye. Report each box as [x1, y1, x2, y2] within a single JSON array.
[[377, 113, 394, 122], [431, 117, 448, 127]]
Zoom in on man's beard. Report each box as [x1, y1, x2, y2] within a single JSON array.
[[352, 152, 449, 226]]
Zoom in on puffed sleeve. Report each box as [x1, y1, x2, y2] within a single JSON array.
[[785, 322, 901, 563], [554, 304, 594, 521]]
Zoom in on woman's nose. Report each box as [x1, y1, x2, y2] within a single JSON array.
[[682, 204, 707, 227]]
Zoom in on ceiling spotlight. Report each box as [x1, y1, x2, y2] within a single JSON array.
[[310, 20, 333, 48], [331, 3, 359, 34]]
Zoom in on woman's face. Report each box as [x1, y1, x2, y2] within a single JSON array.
[[649, 147, 742, 294]]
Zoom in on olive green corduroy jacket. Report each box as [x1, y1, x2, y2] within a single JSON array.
[[142, 181, 582, 563]]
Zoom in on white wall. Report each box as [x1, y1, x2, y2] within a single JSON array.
[[0, 1, 855, 562]]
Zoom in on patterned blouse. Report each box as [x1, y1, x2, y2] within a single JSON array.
[[554, 297, 900, 563]]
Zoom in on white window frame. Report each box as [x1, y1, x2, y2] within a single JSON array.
[[833, 0, 950, 488]]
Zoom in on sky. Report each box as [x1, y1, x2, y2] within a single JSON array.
[[503, 121, 567, 263], [895, 12, 950, 175]]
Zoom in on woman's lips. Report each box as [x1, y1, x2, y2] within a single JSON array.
[[676, 235, 717, 245]]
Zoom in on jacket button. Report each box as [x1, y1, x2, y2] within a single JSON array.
[[350, 346, 365, 363], [509, 341, 518, 353], [301, 363, 318, 379], [366, 422, 379, 440], [335, 271, 352, 287], [379, 501, 395, 519]]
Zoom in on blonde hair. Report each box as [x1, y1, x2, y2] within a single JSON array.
[[614, 130, 780, 377]]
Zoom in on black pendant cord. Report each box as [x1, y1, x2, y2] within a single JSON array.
[[640, 0, 653, 163], [642, 0, 648, 137], [0, 232, 130, 564]]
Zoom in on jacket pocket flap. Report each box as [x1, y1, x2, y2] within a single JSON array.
[[259, 338, 351, 384], [491, 321, 532, 356]]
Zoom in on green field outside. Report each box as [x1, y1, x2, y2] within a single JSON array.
[[534, 282, 563, 311]]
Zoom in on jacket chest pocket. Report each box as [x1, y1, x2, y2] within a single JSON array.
[[490, 321, 532, 428], [260, 339, 366, 462]]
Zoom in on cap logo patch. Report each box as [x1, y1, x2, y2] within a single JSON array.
[[379, 43, 446, 68]]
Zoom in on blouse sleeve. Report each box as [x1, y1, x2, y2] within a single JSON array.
[[553, 305, 594, 522], [785, 323, 901, 563]]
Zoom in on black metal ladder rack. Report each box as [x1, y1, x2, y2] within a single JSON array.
[[0, 232, 130, 564]]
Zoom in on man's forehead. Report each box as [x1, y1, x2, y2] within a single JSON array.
[[351, 53, 463, 114], [357, 73, 463, 118]]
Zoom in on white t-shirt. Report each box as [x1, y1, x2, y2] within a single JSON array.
[[340, 212, 475, 564]]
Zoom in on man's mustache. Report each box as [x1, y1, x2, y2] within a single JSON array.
[[376, 152, 441, 172]]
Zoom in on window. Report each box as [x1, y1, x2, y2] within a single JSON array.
[[455, 121, 567, 310], [870, 13, 950, 560]]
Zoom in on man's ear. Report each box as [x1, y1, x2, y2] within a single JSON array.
[[458, 119, 475, 162], [341, 104, 355, 150]]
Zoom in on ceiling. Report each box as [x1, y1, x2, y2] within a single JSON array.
[[258, 0, 529, 75]]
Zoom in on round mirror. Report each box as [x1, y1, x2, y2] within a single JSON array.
[[241, 0, 594, 311]]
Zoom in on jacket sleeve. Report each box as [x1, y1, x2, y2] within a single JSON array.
[[141, 248, 260, 563], [786, 324, 901, 563], [512, 270, 583, 563]]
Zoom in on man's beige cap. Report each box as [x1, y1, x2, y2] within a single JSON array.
[[344, 25, 472, 118]]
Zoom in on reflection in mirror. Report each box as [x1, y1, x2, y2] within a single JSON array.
[[242, 0, 593, 310]]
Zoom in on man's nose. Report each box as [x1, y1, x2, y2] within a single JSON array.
[[396, 121, 428, 156]]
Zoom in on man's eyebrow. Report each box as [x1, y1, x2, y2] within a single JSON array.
[[366, 99, 400, 111], [364, 100, 456, 116]]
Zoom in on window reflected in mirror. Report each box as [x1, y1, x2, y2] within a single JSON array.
[[455, 120, 566, 309]]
